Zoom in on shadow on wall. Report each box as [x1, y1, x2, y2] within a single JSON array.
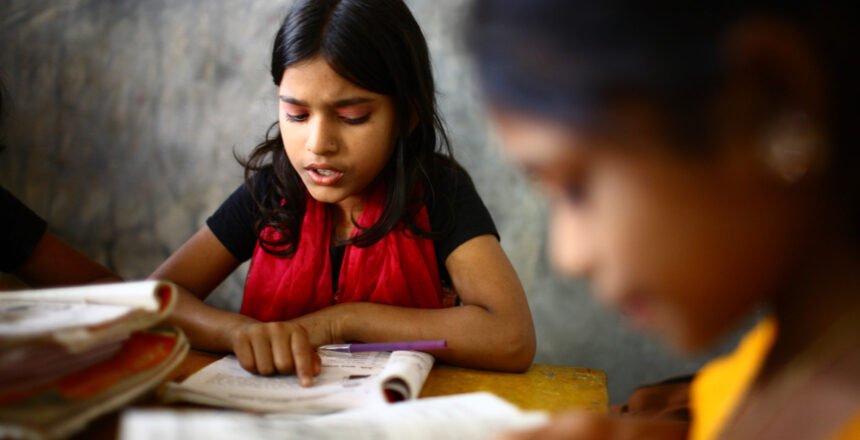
[[0, 0, 724, 402]]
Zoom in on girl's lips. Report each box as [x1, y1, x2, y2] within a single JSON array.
[[305, 164, 344, 186], [619, 295, 654, 331], [601, 286, 653, 332]]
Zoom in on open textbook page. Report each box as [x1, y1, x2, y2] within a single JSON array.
[[122, 392, 549, 440], [161, 350, 433, 413]]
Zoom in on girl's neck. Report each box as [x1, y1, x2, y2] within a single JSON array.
[[332, 195, 364, 242], [728, 236, 860, 439], [760, 236, 860, 382]]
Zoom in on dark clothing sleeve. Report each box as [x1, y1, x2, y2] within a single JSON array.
[[206, 174, 266, 262], [1, 186, 48, 272], [425, 163, 500, 281]]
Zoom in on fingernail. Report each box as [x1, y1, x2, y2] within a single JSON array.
[[301, 376, 312, 387]]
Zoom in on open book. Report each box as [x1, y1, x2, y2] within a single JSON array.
[[122, 392, 549, 440], [0, 281, 188, 439], [0, 327, 188, 439], [161, 350, 434, 413], [0, 281, 179, 391], [0, 280, 177, 352]]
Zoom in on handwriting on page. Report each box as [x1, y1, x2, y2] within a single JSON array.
[[205, 373, 302, 389]]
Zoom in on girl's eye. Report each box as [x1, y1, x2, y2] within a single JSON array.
[[286, 113, 308, 122], [564, 179, 588, 206], [341, 114, 370, 126], [564, 185, 585, 205]]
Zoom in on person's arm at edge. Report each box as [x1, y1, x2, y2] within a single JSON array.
[[14, 231, 121, 287]]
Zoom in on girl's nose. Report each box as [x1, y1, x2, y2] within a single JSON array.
[[305, 118, 339, 155]]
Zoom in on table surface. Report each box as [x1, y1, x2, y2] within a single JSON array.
[[75, 350, 608, 439]]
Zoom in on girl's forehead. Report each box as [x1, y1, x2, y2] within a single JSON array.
[[491, 108, 588, 166], [278, 57, 379, 104]]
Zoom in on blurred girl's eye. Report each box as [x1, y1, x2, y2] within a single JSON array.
[[565, 182, 587, 205], [562, 172, 589, 206]]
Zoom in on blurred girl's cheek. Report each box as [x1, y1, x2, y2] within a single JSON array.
[[548, 200, 594, 278]]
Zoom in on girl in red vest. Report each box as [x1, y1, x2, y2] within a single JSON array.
[[152, 0, 536, 385]]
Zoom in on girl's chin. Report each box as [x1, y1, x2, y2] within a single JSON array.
[[307, 190, 343, 204], [305, 186, 352, 205], [660, 323, 725, 356]]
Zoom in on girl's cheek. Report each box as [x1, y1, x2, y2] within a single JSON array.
[[548, 200, 594, 278]]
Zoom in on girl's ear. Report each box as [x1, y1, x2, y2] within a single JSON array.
[[719, 16, 829, 184], [724, 16, 826, 117]]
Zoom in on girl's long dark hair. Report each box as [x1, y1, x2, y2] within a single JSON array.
[[243, 0, 457, 256], [0, 76, 7, 153], [468, 0, 860, 244]]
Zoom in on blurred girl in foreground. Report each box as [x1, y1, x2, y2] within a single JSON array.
[[469, 1, 860, 438]]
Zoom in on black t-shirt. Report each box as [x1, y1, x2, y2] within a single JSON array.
[[1, 186, 48, 272], [206, 164, 499, 287]]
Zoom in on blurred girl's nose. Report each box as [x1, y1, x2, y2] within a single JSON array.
[[548, 202, 595, 279]]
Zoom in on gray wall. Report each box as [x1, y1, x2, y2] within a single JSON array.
[[0, 0, 712, 403]]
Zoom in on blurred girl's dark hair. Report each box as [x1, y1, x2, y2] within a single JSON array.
[[0, 78, 4, 121], [0, 76, 7, 153], [243, 0, 457, 256], [467, 0, 859, 238]]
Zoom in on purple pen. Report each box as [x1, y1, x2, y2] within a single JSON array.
[[320, 340, 447, 353]]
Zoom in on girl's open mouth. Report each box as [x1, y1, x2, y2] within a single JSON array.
[[618, 294, 654, 332], [306, 165, 344, 186]]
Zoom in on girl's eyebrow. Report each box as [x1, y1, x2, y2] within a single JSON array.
[[331, 97, 374, 107], [279, 95, 375, 108]]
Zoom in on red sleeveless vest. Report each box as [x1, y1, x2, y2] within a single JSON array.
[[240, 186, 444, 322]]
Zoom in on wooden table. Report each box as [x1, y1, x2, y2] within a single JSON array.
[[422, 364, 608, 414], [76, 350, 608, 438]]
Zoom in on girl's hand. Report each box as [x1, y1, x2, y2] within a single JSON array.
[[229, 321, 322, 386], [611, 379, 691, 421], [290, 304, 350, 346], [498, 412, 609, 440]]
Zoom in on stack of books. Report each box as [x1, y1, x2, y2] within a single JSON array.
[[0, 281, 188, 439]]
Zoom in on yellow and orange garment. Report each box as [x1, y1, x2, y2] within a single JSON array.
[[690, 317, 860, 440]]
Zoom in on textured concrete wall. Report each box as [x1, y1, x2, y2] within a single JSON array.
[[0, 0, 716, 402]]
